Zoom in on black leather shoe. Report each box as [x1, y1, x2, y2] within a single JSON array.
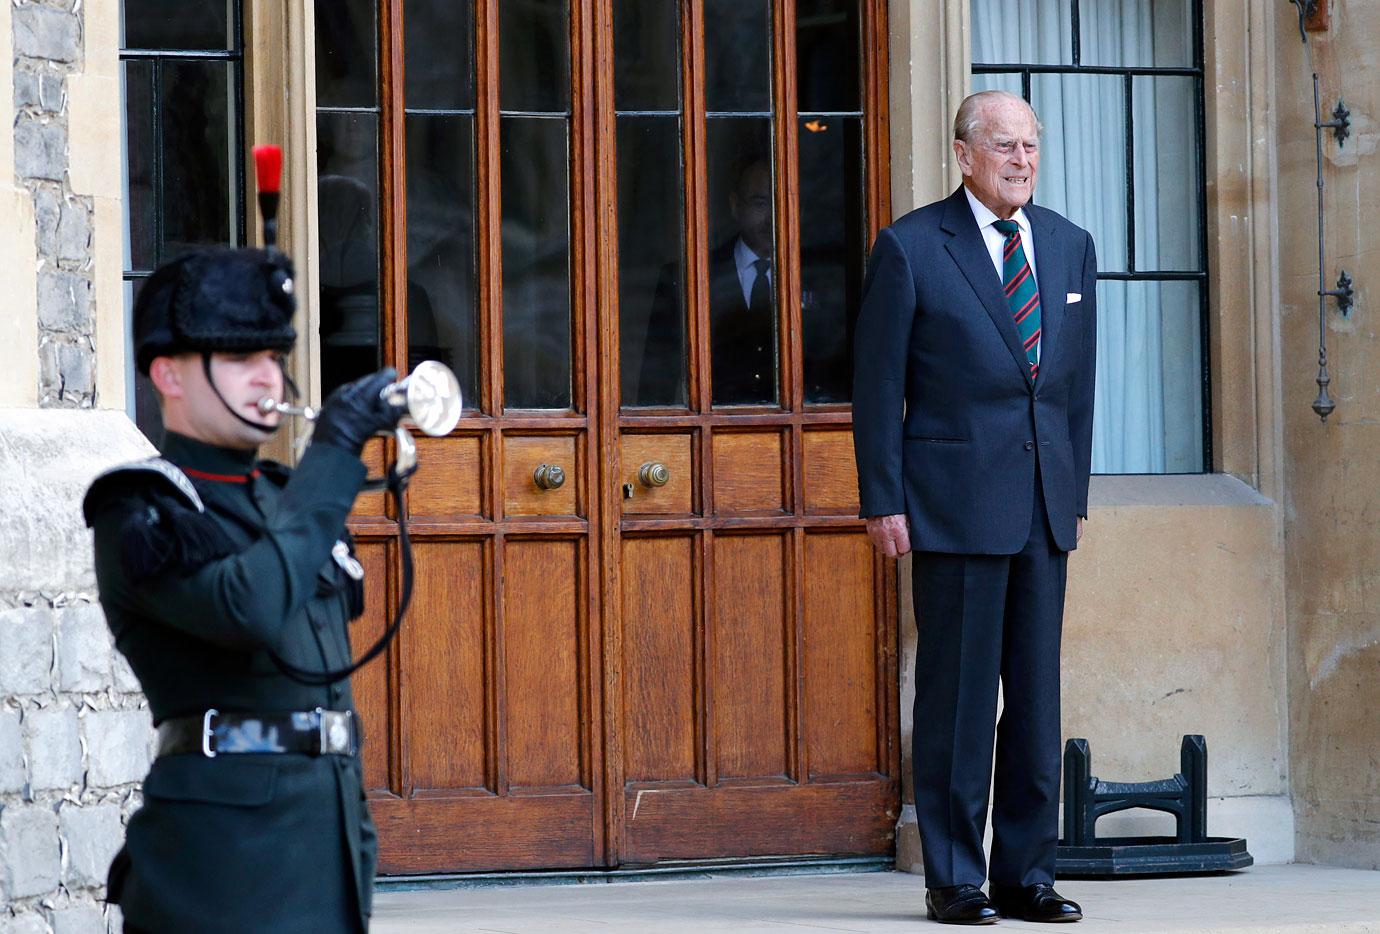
[[989, 883, 1082, 922], [925, 885, 1000, 925]]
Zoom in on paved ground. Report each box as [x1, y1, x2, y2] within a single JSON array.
[[373, 864, 1380, 933]]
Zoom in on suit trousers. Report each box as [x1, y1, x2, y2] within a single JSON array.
[[910, 475, 1068, 889]]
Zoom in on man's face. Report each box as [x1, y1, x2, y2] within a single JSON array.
[[954, 99, 1041, 219], [154, 350, 285, 450], [729, 162, 774, 258]]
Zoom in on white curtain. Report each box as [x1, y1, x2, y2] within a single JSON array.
[[972, 0, 1202, 473]]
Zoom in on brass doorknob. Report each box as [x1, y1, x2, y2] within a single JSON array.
[[638, 462, 670, 488], [534, 464, 566, 490]]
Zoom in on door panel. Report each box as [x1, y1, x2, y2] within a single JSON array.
[[503, 435, 581, 517], [621, 535, 698, 783], [620, 434, 693, 514], [712, 534, 790, 781], [803, 429, 861, 516], [712, 431, 788, 514], [804, 533, 882, 779], [409, 435, 485, 517], [405, 540, 487, 792], [503, 539, 587, 789]]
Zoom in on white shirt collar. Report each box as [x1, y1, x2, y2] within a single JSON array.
[[963, 185, 1031, 237], [734, 237, 766, 276]]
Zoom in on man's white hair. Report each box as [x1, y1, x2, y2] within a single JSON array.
[[953, 90, 1043, 143]]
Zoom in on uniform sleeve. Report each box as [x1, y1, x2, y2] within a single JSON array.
[[92, 442, 367, 651], [1068, 231, 1098, 517], [852, 226, 918, 519]]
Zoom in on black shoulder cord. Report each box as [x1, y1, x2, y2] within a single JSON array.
[[268, 465, 415, 686]]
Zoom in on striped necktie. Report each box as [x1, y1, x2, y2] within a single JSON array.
[[992, 218, 1040, 379]]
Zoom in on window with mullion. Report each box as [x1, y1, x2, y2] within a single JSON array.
[[120, 0, 245, 443], [972, 0, 1208, 474]]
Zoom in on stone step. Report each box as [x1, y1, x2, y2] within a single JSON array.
[[372, 864, 1380, 933]]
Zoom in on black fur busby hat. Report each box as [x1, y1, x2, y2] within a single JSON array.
[[133, 247, 297, 376]]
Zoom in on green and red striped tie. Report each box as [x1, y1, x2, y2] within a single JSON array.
[[993, 218, 1040, 379]]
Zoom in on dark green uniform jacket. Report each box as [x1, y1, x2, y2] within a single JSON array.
[[86, 431, 377, 933]]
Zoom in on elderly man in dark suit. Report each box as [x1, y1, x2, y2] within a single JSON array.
[[853, 90, 1096, 925]]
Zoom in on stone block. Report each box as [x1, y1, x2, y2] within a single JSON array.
[[0, 607, 54, 695], [83, 709, 151, 788], [0, 913, 51, 934], [50, 904, 104, 934], [57, 604, 110, 692], [25, 706, 82, 791], [56, 201, 91, 262], [0, 711, 24, 793], [37, 271, 91, 333], [14, 70, 64, 114], [33, 187, 60, 256], [59, 803, 123, 889], [14, 4, 81, 64], [110, 651, 141, 695], [1, 805, 61, 898], [15, 115, 66, 182]]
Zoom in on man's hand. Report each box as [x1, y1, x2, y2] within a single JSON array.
[[866, 514, 911, 557], [1077, 516, 1085, 544], [312, 368, 408, 457]]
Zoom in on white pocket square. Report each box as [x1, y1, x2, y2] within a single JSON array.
[[1065, 292, 1082, 304]]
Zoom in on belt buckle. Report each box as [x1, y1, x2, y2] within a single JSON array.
[[316, 708, 354, 756], [201, 708, 220, 758]]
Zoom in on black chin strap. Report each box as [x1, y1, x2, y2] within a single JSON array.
[[202, 353, 282, 435], [268, 466, 414, 686]]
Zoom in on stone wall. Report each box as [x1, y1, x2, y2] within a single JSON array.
[[13, 0, 96, 408], [0, 0, 149, 928], [1275, 2, 1380, 869], [0, 412, 154, 933]]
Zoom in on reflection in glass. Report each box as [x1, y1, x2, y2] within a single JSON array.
[[618, 117, 686, 407], [159, 62, 236, 260], [406, 115, 478, 408], [703, 0, 771, 113], [122, 61, 156, 271], [971, 0, 1073, 66], [1093, 280, 1202, 473], [799, 116, 863, 404], [317, 112, 381, 397], [796, 0, 859, 113], [502, 117, 571, 409], [405, 0, 474, 111], [122, 0, 232, 51], [1030, 73, 1127, 271], [708, 118, 776, 406], [614, 0, 679, 112], [1134, 76, 1199, 271], [315, 0, 377, 109], [500, 0, 570, 113], [1080, 0, 1193, 68]]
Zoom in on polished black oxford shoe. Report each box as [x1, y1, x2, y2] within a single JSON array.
[[989, 883, 1083, 922], [925, 885, 1000, 925]]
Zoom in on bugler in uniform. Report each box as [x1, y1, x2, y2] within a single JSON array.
[[84, 233, 406, 931]]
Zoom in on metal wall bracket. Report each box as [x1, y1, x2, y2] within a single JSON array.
[[1324, 270, 1354, 316], [1319, 99, 1351, 148]]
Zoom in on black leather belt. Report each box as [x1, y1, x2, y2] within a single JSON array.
[[157, 708, 356, 758]]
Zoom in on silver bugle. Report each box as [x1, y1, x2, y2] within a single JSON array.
[[255, 360, 463, 438]]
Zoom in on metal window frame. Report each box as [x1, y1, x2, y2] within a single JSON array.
[[119, 0, 249, 289], [973, 0, 1211, 475]]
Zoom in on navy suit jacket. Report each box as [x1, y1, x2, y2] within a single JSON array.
[[852, 187, 1097, 554]]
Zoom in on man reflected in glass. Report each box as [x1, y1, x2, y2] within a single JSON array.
[[639, 153, 778, 407]]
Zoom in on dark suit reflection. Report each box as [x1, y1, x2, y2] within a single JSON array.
[[638, 158, 778, 407]]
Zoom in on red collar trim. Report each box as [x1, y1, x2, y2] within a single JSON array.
[[183, 467, 261, 484]]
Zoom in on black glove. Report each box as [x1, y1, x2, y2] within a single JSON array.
[[311, 368, 407, 456]]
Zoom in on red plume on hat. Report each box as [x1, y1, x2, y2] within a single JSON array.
[[253, 144, 283, 249]]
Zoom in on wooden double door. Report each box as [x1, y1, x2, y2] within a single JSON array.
[[321, 0, 897, 873]]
